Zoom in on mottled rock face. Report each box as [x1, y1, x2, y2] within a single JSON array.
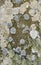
[[0, 0, 41, 65], [0, 0, 5, 6]]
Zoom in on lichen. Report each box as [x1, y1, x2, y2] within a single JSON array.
[[0, 0, 41, 65]]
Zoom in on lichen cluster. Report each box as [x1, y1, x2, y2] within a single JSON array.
[[0, 0, 41, 65]]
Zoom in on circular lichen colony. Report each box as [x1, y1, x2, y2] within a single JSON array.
[[0, 0, 41, 65]]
